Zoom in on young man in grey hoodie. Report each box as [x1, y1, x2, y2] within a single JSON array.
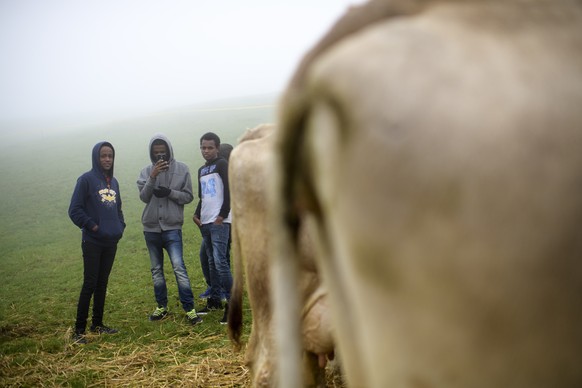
[[137, 133, 202, 325]]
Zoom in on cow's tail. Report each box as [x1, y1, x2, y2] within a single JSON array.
[[271, 83, 312, 388], [228, 180, 244, 352], [271, 154, 303, 388]]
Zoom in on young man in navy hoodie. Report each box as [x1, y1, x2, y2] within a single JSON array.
[[69, 141, 126, 344]]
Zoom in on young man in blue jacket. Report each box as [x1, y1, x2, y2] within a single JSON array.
[[198, 142, 233, 300], [69, 141, 125, 344], [193, 132, 232, 324]]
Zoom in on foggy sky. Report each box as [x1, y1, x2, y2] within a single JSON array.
[[0, 0, 363, 123]]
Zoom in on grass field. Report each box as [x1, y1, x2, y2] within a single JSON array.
[[0, 96, 276, 386]]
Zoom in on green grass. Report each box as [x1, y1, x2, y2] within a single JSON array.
[[0, 97, 276, 386]]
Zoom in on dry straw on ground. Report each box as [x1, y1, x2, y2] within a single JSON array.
[[1, 325, 345, 387], [1, 326, 250, 387]]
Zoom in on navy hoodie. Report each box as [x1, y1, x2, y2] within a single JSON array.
[[69, 141, 126, 246]]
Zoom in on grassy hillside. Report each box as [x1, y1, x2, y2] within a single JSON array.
[[0, 96, 276, 386]]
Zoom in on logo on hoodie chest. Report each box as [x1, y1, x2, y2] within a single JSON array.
[[99, 188, 117, 204]]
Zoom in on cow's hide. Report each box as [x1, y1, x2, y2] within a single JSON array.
[[272, 0, 582, 387], [228, 124, 335, 387]]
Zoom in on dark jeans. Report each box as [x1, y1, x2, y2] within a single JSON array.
[[201, 223, 233, 302], [200, 240, 211, 289], [75, 241, 117, 333]]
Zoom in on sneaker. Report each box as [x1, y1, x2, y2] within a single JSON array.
[[72, 331, 87, 344], [149, 306, 168, 321], [90, 324, 119, 334], [197, 299, 222, 315], [186, 309, 203, 326], [219, 303, 229, 325], [199, 287, 211, 299]]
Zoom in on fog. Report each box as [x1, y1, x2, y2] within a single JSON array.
[[0, 0, 364, 127]]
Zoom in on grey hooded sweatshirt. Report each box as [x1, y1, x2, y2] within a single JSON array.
[[137, 134, 194, 232]]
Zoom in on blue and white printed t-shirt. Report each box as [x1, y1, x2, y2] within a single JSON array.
[[198, 157, 232, 225]]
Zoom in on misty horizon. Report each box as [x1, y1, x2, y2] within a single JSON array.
[[1, 1, 365, 128], [0, 91, 279, 130]]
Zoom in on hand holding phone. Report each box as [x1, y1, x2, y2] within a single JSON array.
[[156, 154, 169, 170], [150, 154, 169, 178]]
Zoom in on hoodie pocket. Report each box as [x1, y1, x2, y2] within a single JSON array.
[[97, 217, 124, 241]]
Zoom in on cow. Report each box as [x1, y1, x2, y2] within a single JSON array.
[[227, 124, 335, 387], [271, 0, 582, 387]]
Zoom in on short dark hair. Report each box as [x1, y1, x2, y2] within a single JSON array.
[[200, 132, 220, 147], [219, 143, 233, 161]]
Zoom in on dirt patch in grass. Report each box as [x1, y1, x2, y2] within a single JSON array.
[[0, 323, 37, 339]]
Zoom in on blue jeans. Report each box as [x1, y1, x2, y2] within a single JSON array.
[[144, 230, 194, 312], [76, 241, 117, 332], [199, 235, 231, 294], [201, 223, 233, 302]]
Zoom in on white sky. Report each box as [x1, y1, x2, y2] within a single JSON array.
[[0, 0, 363, 123]]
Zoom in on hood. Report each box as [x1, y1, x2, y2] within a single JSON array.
[[92, 141, 115, 176], [148, 133, 175, 164]]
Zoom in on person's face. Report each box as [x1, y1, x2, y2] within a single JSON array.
[[100, 146, 114, 172], [200, 140, 219, 161], [152, 144, 168, 160]]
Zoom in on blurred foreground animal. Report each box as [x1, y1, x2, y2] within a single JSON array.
[[272, 0, 582, 387], [228, 124, 335, 387]]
